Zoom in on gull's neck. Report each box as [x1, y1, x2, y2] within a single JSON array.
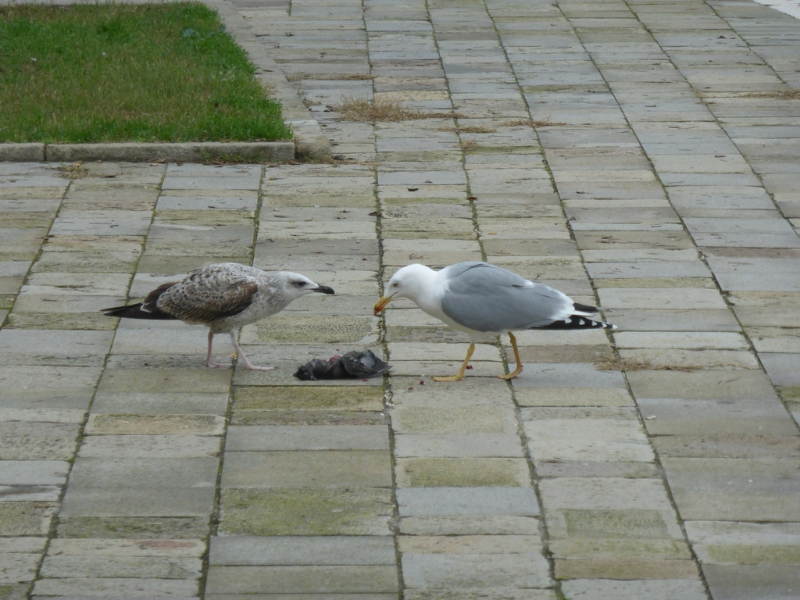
[[406, 266, 444, 314]]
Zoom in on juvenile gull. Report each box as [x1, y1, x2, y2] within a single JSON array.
[[374, 261, 616, 381], [103, 263, 334, 370]]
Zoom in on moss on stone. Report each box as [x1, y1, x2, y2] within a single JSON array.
[[231, 410, 386, 426], [0, 502, 56, 536], [155, 210, 254, 226], [219, 487, 392, 536], [57, 516, 208, 539]]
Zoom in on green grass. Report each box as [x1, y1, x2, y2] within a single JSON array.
[[0, 2, 292, 143]]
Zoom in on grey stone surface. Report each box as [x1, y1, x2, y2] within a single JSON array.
[[210, 536, 396, 566], [396, 488, 540, 517], [3, 0, 800, 596]]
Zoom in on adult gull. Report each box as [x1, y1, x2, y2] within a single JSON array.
[[374, 261, 616, 381], [103, 263, 334, 370]]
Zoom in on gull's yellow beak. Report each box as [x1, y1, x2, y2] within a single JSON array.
[[374, 294, 394, 316]]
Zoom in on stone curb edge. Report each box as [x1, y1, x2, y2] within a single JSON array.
[[0, 142, 295, 163], [0, 0, 332, 164]]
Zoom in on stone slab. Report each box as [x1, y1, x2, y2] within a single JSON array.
[[221, 451, 392, 488], [225, 425, 389, 451], [218, 488, 392, 536], [209, 536, 395, 566], [205, 565, 398, 595]]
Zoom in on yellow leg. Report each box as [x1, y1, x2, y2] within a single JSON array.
[[434, 343, 475, 382], [498, 332, 524, 380]]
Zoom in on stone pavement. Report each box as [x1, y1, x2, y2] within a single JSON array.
[[1, 0, 800, 598]]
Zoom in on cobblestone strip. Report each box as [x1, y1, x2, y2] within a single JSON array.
[[492, 0, 800, 598], [203, 2, 400, 597], [457, 1, 708, 598], [28, 163, 269, 599], [0, 163, 75, 600], [372, 1, 557, 598], [616, 2, 800, 597]]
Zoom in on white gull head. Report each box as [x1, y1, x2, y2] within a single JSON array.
[[374, 264, 442, 315]]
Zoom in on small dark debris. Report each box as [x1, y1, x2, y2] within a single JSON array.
[[294, 350, 391, 381]]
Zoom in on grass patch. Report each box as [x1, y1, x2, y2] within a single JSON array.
[[0, 2, 291, 143], [58, 162, 89, 179]]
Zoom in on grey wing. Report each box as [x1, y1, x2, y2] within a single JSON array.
[[157, 267, 258, 323], [440, 262, 574, 332]]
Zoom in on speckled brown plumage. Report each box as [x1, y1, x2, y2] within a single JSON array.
[[103, 263, 334, 370]]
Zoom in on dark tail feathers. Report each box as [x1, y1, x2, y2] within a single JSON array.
[[101, 302, 176, 320], [102, 282, 178, 320], [539, 315, 617, 330]]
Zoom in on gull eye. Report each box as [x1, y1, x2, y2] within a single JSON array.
[[294, 281, 306, 287], [392, 282, 399, 287]]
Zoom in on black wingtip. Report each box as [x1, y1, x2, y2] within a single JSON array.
[[101, 303, 176, 320]]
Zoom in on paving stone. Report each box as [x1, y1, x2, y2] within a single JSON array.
[[205, 565, 398, 595], [0, 503, 57, 536], [32, 577, 199, 597], [396, 458, 531, 488], [209, 536, 395, 566], [702, 564, 800, 600], [613, 331, 748, 350], [40, 554, 202, 579], [97, 367, 232, 394], [91, 392, 229, 416], [221, 451, 392, 488], [402, 552, 552, 589], [56, 516, 209, 540], [0, 421, 78, 460], [396, 487, 540, 517], [78, 435, 221, 458], [84, 414, 226, 436], [603, 309, 741, 332], [225, 425, 388, 451], [0, 365, 101, 408], [509, 363, 625, 389], [0, 461, 69, 486], [392, 405, 517, 435], [685, 521, 800, 565], [218, 488, 392, 536], [524, 418, 653, 463], [561, 579, 708, 600], [514, 387, 633, 407], [760, 352, 800, 386], [394, 433, 523, 458], [597, 287, 727, 309], [626, 369, 778, 400], [555, 556, 699, 580], [661, 458, 800, 521], [60, 458, 219, 517], [232, 386, 384, 413], [0, 551, 39, 584], [637, 398, 798, 436], [46, 538, 206, 558]]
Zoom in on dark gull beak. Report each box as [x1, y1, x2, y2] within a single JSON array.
[[313, 285, 335, 295]]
